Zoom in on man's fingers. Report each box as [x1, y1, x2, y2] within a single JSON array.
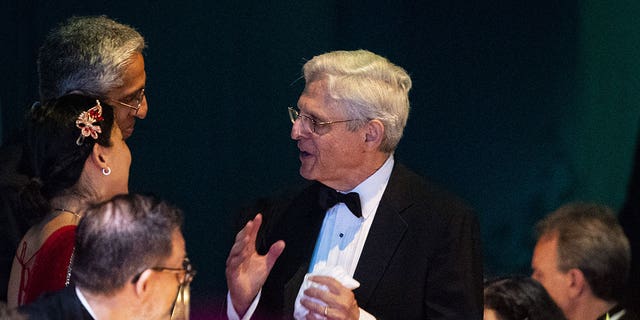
[[266, 240, 285, 270], [309, 276, 344, 294], [234, 213, 262, 240], [250, 213, 263, 233]]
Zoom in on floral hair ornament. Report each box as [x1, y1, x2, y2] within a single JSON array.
[[75, 100, 105, 146]]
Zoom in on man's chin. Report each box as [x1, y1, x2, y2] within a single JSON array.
[[123, 127, 134, 139], [299, 167, 315, 181]]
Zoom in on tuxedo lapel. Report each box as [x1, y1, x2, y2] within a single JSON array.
[[274, 182, 327, 316], [282, 260, 310, 316], [352, 164, 411, 306]]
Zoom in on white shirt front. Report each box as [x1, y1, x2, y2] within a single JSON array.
[[307, 154, 394, 276], [228, 155, 395, 320]]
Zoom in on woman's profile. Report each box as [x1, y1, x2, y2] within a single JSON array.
[[6, 94, 131, 308]]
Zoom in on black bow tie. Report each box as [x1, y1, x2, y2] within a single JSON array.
[[318, 186, 362, 218]]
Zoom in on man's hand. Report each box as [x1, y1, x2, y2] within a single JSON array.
[[225, 213, 285, 316], [300, 276, 360, 320]]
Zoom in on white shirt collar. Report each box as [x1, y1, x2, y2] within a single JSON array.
[[347, 154, 394, 219], [75, 286, 98, 319]]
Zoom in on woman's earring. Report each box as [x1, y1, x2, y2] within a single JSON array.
[[102, 167, 112, 176]]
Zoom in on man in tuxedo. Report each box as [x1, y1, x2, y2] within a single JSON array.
[[531, 203, 638, 320], [226, 50, 483, 319], [18, 194, 195, 320]]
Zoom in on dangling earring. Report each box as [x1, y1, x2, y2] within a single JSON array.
[[102, 167, 111, 176]]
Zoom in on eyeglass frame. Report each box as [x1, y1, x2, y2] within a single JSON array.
[[288, 107, 360, 134], [111, 88, 145, 114], [131, 257, 196, 285]]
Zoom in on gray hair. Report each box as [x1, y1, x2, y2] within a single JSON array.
[[535, 202, 630, 302], [72, 194, 183, 295], [302, 50, 412, 153], [38, 16, 146, 101]]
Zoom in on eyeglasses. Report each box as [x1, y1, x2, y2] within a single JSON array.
[[112, 88, 145, 114], [171, 281, 192, 320], [151, 258, 196, 285], [288, 107, 358, 134], [132, 257, 196, 285]]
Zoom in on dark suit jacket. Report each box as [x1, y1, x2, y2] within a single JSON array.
[[18, 286, 93, 320], [620, 125, 640, 315], [597, 304, 640, 320], [240, 163, 483, 320]]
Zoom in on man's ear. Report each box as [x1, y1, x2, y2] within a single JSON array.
[[566, 268, 586, 298], [133, 269, 154, 298], [364, 119, 385, 149]]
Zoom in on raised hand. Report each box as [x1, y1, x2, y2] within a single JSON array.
[[225, 213, 285, 316]]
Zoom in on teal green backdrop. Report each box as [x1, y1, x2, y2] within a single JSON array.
[[2, 0, 639, 310]]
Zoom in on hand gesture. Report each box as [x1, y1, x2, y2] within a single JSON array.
[[225, 213, 285, 316]]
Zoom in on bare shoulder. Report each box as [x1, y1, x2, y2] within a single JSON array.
[[23, 211, 80, 252]]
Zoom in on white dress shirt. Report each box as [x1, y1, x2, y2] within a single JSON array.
[[228, 155, 395, 320], [307, 155, 394, 276], [76, 286, 97, 319]]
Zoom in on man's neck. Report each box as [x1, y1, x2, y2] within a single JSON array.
[[568, 297, 617, 320], [79, 287, 133, 320], [330, 152, 391, 191]]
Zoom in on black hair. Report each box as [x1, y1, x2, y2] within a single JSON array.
[[17, 94, 115, 224], [73, 194, 184, 294], [484, 276, 567, 320]]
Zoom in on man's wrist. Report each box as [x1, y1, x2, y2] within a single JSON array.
[[227, 290, 262, 320]]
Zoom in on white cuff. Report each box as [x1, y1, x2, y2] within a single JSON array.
[[226, 289, 262, 320], [359, 307, 376, 320]]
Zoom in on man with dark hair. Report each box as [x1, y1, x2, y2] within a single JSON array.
[[531, 202, 638, 320], [18, 194, 195, 320]]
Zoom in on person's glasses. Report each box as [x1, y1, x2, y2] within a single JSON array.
[[170, 273, 193, 320], [288, 107, 358, 134], [112, 88, 145, 114], [150, 258, 196, 286], [132, 257, 196, 285], [130, 258, 196, 320]]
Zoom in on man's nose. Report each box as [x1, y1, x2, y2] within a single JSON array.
[[135, 95, 148, 119], [290, 118, 306, 140]]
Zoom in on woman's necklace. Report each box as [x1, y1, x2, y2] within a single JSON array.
[[53, 208, 81, 218], [52, 208, 80, 287]]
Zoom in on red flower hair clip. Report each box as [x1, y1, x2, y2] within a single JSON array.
[[75, 100, 105, 146]]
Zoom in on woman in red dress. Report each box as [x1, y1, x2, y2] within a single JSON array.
[[6, 94, 131, 307]]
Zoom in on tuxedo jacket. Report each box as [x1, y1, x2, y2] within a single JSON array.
[[241, 163, 483, 320], [18, 286, 93, 320], [597, 304, 640, 320]]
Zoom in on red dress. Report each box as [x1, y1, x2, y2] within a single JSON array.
[[14, 225, 76, 306]]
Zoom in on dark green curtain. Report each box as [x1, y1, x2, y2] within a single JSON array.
[[2, 0, 639, 310]]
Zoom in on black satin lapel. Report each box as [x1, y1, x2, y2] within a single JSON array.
[[352, 165, 410, 307], [353, 201, 407, 306], [282, 261, 310, 316], [277, 182, 327, 318]]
